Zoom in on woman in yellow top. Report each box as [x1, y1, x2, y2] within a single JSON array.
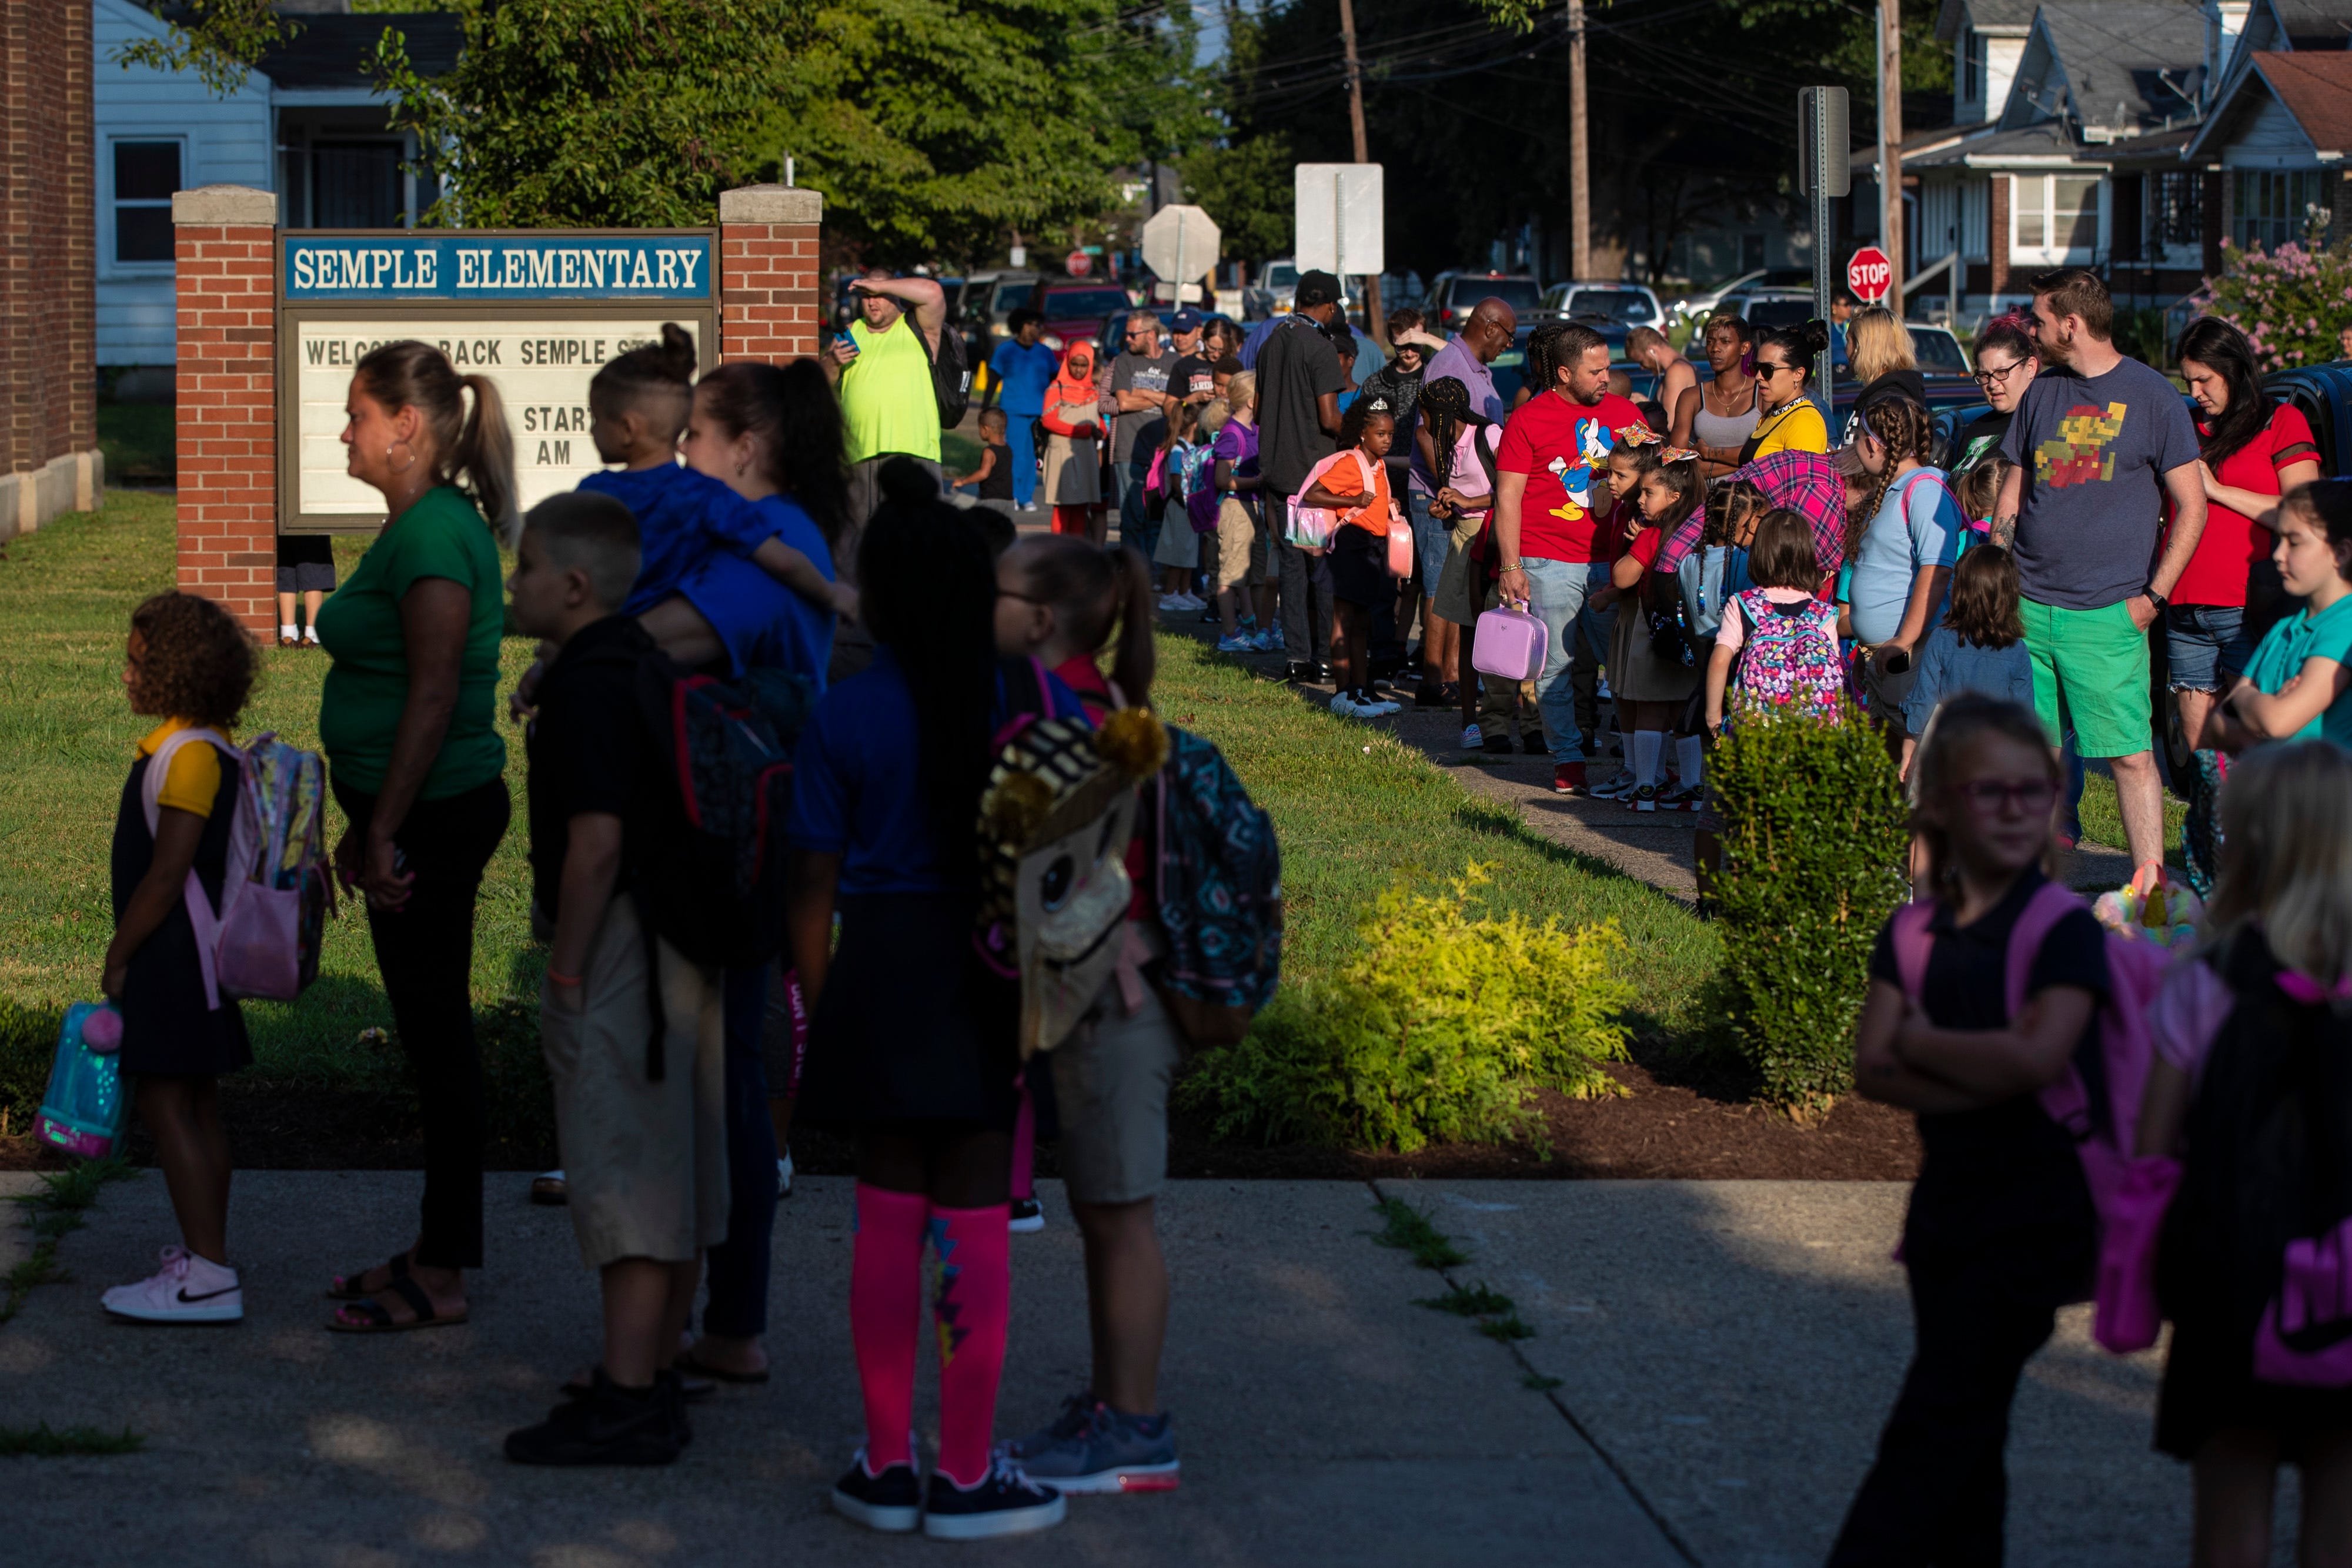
[[1739, 319, 1833, 464], [1301, 395, 1402, 718]]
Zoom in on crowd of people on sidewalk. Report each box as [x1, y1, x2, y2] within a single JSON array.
[[81, 247, 2352, 1561]]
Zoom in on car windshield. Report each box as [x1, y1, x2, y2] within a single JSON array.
[[1745, 296, 1817, 329], [1488, 341, 1531, 403], [991, 282, 1034, 312], [1573, 289, 1652, 324], [1265, 263, 1298, 290], [1043, 289, 1131, 319], [1450, 278, 1543, 316], [1912, 330, 1969, 373]]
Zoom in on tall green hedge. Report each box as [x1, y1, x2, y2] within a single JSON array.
[[1709, 704, 1909, 1112]]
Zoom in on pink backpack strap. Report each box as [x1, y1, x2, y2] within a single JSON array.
[[138, 726, 235, 1011], [2006, 880, 2094, 1132], [1889, 901, 1937, 999]]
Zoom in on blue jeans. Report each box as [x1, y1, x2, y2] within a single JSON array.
[[1115, 454, 1158, 560], [1520, 556, 1618, 763], [701, 964, 778, 1339], [1409, 491, 1450, 594], [1001, 409, 1038, 509]]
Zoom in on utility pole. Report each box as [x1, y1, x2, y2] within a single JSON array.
[[1877, 0, 1903, 293], [1569, 0, 1591, 279], [1337, 0, 1386, 346]]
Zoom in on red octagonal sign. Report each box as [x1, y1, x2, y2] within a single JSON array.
[[1848, 246, 1893, 303]]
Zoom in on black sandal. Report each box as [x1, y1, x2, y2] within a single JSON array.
[[326, 1274, 469, 1333], [326, 1251, 410, 1302]]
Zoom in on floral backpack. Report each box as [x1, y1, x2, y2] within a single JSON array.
[[1728, 588, 1842, 716]]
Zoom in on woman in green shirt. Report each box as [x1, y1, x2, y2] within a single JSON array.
[[315, 340, 516, 1334], [2214, 480, 2352, 753]]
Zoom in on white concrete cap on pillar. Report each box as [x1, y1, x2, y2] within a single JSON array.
[[718, 185, 824, 225], [172, 185, 280, 226]]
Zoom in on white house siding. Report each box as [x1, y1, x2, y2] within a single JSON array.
[[2222, 93, 2318, 168], [93, 0, 271, 366]]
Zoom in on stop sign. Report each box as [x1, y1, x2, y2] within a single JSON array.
[[1847, 246, 1893, 303], [1065, 249, 1093, 278]]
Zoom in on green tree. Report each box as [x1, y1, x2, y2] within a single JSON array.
[[1180, 132, 1294, 263], [369, 0, 806, 228], [111, 0, 299, 96]]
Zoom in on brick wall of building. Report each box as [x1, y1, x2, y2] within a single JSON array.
[[719, 185, 823, 364], [0, 0, 98, 536], [172, 186, 277, 634]]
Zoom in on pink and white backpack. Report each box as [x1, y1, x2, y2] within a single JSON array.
[[1284, 449, 1377, 553], [141, 727, 330, 1007], [1728, 589, 1843, 715]]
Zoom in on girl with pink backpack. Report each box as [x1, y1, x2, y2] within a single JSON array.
[[2136, 739, 2352, 1566], [97, 593, 260, 1326], [1295, 395, 1408, 720], [1829, 695, 2107, 1564]]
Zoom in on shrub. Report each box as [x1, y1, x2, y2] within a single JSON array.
[[1177, 862, 1634, 1153], [0, 996, 63, 1134], [2190, 238, 2352, 373], [1708, 702, 1908, 1112]]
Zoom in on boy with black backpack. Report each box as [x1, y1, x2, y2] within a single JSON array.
[[503, 492, 730, 1467]]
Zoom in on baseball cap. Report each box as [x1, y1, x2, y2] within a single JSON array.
[[1169, 308, 1204, 333], [1295, 270, 1342, 307]]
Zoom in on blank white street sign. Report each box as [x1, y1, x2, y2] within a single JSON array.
[[1140, 204, 1220, 291], [1294, 163, 1384, 278]]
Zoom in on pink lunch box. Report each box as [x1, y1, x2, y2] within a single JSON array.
[[1471, 607, 1548, 683]]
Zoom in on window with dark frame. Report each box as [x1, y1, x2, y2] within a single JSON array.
[[2149, 170, 2201, 253], [113, 140, 181, 265]]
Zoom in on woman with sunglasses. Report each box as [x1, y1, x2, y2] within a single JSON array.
[[1952, 315, 2039, 475], [1736, 319, 1832, 466]]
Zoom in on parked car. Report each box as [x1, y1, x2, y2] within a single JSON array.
[[958, 268, 1044, 383], [1669, 267, 1813, 325], [1425, 270, 1545, 330], [1907, 323, 1970, 377], [1256, 256, 1301, 315], [1714, 286, 1819, 332], [1539, 280, 1665, 333], [1025, 279, 1137, 350], [1088, 308, 1241, 366]]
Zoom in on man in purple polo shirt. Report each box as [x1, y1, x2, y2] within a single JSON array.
[[1406, 298, 1516, 700]]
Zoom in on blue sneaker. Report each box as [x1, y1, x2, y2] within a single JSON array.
[[922, 1457, 1065, 1539], [831, 1448, 921, 1532], [1216, 633, 1259, 653], [1004, 1394, 1181, 1495]]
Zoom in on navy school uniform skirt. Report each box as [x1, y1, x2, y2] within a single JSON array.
[[794, 891, 1022, 1133], [110, 751, 252, 1078]]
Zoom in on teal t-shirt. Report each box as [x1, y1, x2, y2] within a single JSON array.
[[315, 486, 509, 798], [2240, 593, 2352, 747]]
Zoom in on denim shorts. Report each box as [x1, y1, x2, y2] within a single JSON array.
[[2164, 603, 2251, 693], [1409, 490, 1451, 593]]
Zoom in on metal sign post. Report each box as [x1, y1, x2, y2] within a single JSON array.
[[1798, 88, 1850, 406]]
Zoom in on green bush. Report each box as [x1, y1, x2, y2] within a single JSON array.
[[1177, 863, 1635, 1153], [1709, 703, 1909, 1112], [0, 996, 63, 1134]]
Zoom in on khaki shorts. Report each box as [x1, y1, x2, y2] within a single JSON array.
[[539, 897, 730, 1270], [1214, 498, 1257, 590], [1432, 516, 1486, 626], [1051, 937, 1183, 1206]]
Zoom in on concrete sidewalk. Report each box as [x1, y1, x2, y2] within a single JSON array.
[[0, 1173, 2248, 1565]]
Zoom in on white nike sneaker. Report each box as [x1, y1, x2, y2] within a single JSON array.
[[776, 1148, 794, 1199], [102, 1246, 243, 1325]]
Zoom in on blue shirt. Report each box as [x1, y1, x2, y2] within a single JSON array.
[[583, 463, 776, 615], [2242, 593, 2352, 747], [758, 493, 837, 687], [1900, 626, 2036, 739], [788, 648, 1089, 895], [988, 339, 1061, 418], [1849, 468, 1961, 646]]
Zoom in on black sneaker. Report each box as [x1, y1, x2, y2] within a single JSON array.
[[1008, 1196, 1044, 1233], [505, 1370, 679, 1466], [1482, 733, 1514, 755], [923, 1459, 1067, 1540], [1413, 683, 1449, 708], [831, 1448, 923, 1533], [657, 1368, 693, 1449], [1522, 730, 1547, 755]]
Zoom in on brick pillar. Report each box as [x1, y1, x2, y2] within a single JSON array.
[[718, 185, 824, 364], [1988, 173, 2012, 301], [172, 185, 277, 635], [0, 0, 99, 541]]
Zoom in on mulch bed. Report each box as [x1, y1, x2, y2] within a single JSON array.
[[0, 1063, 1920, 1181]]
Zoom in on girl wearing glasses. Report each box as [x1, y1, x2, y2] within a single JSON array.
[[1736, 319, 1832, 465], [1832, 694, 2106, 1565]]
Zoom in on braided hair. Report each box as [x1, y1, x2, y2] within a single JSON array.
[[1847, 394, 1937, 560], [1418, 376, 1486, 492]]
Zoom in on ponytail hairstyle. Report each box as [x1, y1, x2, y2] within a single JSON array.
[[857, 458, 1001, 863], [693, 356, 853, 547], [1847, 394, 1936, 561], [353, 339, 517, 537], [1909, 694, 2060, 901], [1639, 453, 1705, 533], [1418, 376, 1480, 492], [588, 321, 697, 442], [1753, 318, 1830, 393], [1954, 452, 2010, 525], [2205, 738, 2352, 987], [1008, 534, 1157, 707], [2281, 477, 2352, 581]]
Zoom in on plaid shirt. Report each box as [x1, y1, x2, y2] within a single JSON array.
[[1655, 449, 1847, 580]]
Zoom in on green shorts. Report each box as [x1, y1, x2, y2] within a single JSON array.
[[2019, 597, 2151, 759]]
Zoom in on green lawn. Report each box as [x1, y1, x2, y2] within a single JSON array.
[[0, 493, 1718, 1091]]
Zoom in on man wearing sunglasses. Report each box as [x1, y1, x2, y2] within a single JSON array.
[[1108, 310, 1177, 556]]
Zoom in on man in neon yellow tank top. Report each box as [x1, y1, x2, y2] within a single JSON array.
[[823, 267, 947, 678]]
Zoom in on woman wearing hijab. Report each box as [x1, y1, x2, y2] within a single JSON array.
[[1041, 342, 1107, 541]]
